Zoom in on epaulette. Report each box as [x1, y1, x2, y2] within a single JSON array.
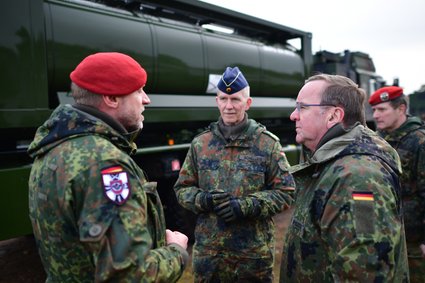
[[256, 122, 280, 141], [262, 130, 280, 141]]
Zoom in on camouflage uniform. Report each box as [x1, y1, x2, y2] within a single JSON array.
[[28, 104, 188, 282], [174, 118, 295, 282], [378, 116, 425, 282], [280, 124, 409, 282]]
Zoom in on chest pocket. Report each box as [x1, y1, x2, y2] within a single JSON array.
[[235, 156, 266, 194], [199, 159, 220, 170], [198, 159, 220, 190], [236, 156, 266, 172]]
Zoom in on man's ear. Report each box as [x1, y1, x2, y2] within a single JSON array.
[[327, 107, 344, 128], [245, 97, 252, 110], [398, 103, 407, 114], [102, 95, 119, 109]]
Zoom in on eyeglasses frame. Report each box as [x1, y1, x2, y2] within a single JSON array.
[[295, 102, 336, 112]]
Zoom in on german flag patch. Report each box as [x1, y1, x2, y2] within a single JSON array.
[[352, 191, 374, 201], [101, 166, 131, 205]]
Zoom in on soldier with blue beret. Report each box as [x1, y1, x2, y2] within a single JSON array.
[[174, 66, 295, 282], [28, 52, 189, 282], [369, 86, 425, 282]]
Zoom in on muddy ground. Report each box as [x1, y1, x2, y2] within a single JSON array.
[[0, 209, 293, 283]]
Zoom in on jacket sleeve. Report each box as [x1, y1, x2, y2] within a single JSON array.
[[75, 161, 187, 283], [247, 140, 295, 218], [417, 141, 425, 243], [319, 157, 407, 281], [173, 143, 205, 214]]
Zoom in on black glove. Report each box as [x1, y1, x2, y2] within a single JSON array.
[[195, 191, 230, 212], [215, 197, 261, 222]]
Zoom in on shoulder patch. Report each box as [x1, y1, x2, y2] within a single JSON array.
[[101, 166, 131, 205], [262, 130, 280, 141], [352, 190, 375, 234]]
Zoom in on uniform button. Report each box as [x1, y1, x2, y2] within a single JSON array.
[[89, 224, 102, 237]]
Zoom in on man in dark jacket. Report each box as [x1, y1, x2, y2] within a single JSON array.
[[369, 86, 425, 282], [280, 74, 409, 282], [28, 52, 189, 282]]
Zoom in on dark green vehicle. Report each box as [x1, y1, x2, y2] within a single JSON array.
[[0, 0, 384, 278], [1, 0, 310, 242]]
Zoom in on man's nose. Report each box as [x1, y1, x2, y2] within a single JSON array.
[[143, 92, 151, 105], [225, 100, 234, 108], [290, 109, 299, 121]]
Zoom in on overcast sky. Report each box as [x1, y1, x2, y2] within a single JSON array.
[[201, 0, 425, 95]]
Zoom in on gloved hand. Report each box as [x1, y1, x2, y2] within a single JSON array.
[[195, 191, 230, 212], [215, 197, 261, 222]]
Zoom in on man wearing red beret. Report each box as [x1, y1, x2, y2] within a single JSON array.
[[27, 52, 189, 282], [369, 85, 425, 282]]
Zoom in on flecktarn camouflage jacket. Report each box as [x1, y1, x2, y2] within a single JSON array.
[[174, 119, 295, 259], [280, 124, 409, 282], [28, 104, 187, 283]]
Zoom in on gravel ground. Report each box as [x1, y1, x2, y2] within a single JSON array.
[[0, 208, 293, 283]]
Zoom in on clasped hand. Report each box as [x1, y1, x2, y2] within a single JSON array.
[[196, 191, 260, 223]]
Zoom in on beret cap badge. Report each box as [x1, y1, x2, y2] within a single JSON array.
[[380, 92, 389, 101]]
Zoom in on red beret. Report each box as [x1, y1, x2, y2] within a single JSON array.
[[368, 86, 403, 106], [70, 52, 147, 96]]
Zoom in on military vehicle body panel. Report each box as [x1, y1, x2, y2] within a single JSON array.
[[1, 0, 310, 240], [0, 0, 385, 242]]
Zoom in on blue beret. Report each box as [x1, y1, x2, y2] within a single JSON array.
[[217, 67, 249, 94]]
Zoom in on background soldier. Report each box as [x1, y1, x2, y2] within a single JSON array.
[[280, 74, 409, 282], [28, 52, 188, 282], [369, 86, 425, 282], [174, 66, 295, 282]]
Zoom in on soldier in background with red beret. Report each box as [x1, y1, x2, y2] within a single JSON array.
[[369, 86, 425, 282], [27, 52, 189, 282]]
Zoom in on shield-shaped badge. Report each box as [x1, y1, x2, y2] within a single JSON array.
[[101, 166, 131, 205]]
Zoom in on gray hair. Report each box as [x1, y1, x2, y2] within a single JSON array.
[[70, 82, 103, 107], [241, 86, 250, 98]]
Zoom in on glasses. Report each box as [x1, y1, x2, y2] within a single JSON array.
[[295, 102, 336, 112]]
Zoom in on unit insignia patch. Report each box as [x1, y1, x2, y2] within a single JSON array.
[[101, 166, 131, 205]]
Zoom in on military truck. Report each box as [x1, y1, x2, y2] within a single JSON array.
[[407, 86, 425, 119], [0, 0, 384, 250], [313, 49, 386, 123]]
